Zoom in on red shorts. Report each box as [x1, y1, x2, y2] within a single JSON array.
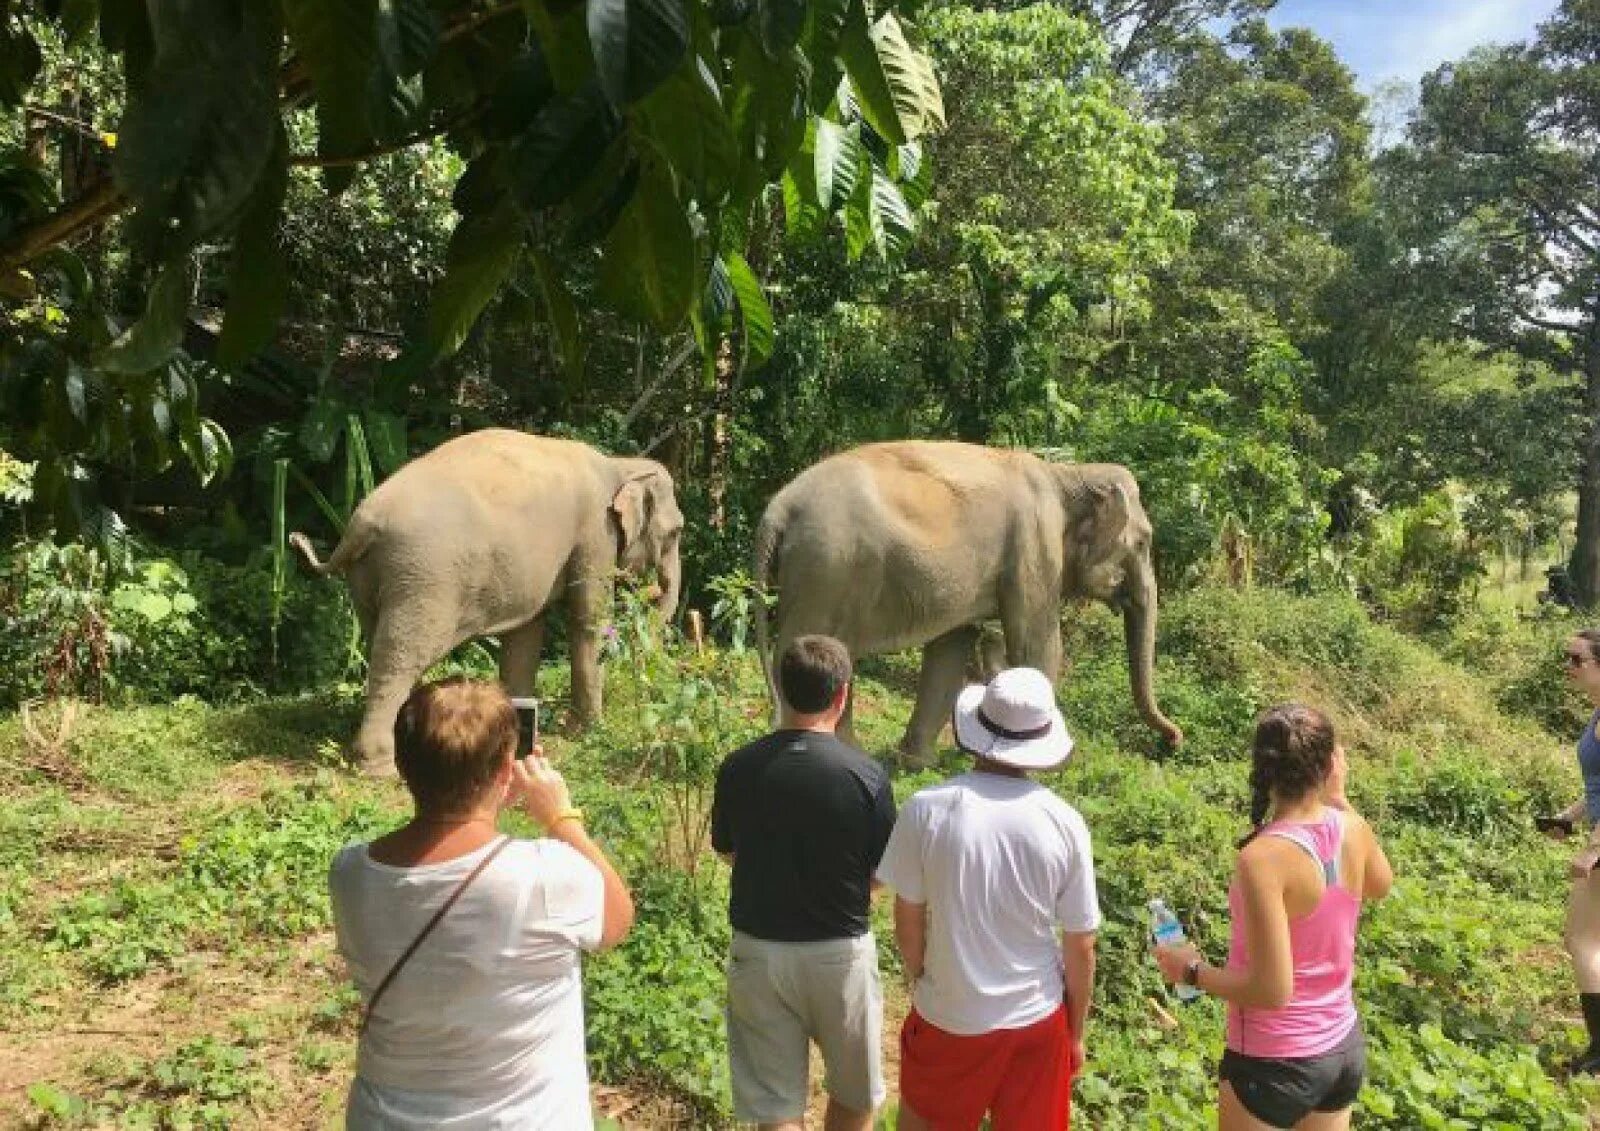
[[899, 1005, 1078, 1130]]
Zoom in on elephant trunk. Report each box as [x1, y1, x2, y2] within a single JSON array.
[[656, 542, 682, 618], [1124, 567, 1183, 747]]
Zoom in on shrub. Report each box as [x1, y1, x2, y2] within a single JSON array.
[[0, 538, 355, 708]]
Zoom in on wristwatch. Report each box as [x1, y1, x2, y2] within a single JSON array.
[[1184, 958, 1203, 988]]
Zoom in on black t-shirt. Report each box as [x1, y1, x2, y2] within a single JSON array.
[[711, 730, 897, 942]]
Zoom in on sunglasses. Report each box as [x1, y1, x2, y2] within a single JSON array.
[[1567, 651, 1593, 668]]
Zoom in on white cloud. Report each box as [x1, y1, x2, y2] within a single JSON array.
[[1368, 0, 1557, 85]]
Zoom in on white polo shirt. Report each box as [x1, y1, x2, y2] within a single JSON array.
[[876, 771, 1101, 1035]]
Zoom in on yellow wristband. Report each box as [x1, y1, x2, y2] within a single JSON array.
[[547, 808, 584, 831]]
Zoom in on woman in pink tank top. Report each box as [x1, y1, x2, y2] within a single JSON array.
[[1155, 705, 1393, 1129]]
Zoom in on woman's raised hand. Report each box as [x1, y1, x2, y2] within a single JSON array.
[[510, 745, 575, 830]]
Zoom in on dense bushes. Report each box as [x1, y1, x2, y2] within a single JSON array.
[[0, 539, 354, 709]]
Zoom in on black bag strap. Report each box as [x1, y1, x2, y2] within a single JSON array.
[[359, 835, 513, 1036]]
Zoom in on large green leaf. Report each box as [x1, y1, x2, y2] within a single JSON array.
[[419, 200, 526, 361], [566, 147, 640, 247], [115, 0, 279, 246], [781, 166, 826, 242], [375, 0, 436, 78], [730, 34, 810, 203], [702, 254, 733, 326], [813, 118, 862, 210], [639, 55, 735, 202], [586, 0, 689, 108], [530, 249, 585, 381], [283, 0, 380, 192], [98, 261, 187, 374], [843, 151, 873, 261], [178, 413, 232, 487], [218, 128, 290, 368], [598, 164, 695, 330], [757, 0, 805, 57], [480, 47, 555, 142], [506, 82, 619, 208], [837, 4, 943, 146], [726, 251, 773, 369], [869, 167, 913, 256], [523, 0, 594, 92]]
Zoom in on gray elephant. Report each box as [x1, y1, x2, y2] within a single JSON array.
[[291, 429, 683, 773], [752, 441, 1182, 763]]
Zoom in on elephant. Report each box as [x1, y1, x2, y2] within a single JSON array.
[[752, 441, 1182, 763], [290, 429, 683, 774]]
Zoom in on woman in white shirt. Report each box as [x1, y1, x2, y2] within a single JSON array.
[[329, 678, 634, 1130]]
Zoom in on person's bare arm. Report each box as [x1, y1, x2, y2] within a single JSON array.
[[1155, 847, 1293, 1009], [514, 752, 635, 951], [1061, 930, 1096, 1044], [1351, 812, 1393, 902], [894, 896, 927, 981], [548, 821, 635, 950]]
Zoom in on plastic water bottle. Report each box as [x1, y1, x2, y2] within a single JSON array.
[[1149, 898, 1202, 1002]]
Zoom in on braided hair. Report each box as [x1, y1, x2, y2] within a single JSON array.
[[1240, 704, 1337, 847]]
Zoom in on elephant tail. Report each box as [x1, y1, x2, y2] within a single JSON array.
[[752, 511, 782, 714], [289, 521, 375, 577]]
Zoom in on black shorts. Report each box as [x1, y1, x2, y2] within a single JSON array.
[[1219, 1023, 1366, 1129]]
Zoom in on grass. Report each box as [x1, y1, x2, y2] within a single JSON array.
[[2, 586, 1599, 1127]]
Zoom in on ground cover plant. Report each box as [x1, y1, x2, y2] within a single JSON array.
[[1, 586, 1598, 1128]]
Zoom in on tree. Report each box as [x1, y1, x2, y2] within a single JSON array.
[[1401, 0, 1600, 602], [0, 0, 944, 532]]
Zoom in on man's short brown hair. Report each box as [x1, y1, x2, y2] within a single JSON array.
[[778, 635, 852, 713], [393, 677, 517, 813]]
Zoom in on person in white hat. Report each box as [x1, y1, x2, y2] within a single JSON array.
[[875, 667, 1100, 1131]]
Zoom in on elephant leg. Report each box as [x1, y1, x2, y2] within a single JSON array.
[[1001, 603, 1063, 682], [498, 617, 546, 701], [837, 683, 860, 748], [567, 575, 609, 726], [353, 608, 456, 776], [899, 626, 981, 767]]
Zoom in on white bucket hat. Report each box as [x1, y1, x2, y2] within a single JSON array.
[[952, 667, 1074, 771]]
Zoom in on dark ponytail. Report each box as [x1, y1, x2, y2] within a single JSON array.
[[1238, 704, 1337, 847]]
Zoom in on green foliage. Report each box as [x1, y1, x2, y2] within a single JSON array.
[[0, 537, 355, 708], [47, 782, 390, 981], [27, 1035, 276, 1128]]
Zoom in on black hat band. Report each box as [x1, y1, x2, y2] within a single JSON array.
[[976, 707, 1053, 742]]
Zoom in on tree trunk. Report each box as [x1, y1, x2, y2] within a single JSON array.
[[1570, 314, 1600, 607]]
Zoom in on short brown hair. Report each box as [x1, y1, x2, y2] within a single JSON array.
[[393, 677, 517, 813], [779, 635, 852, 713]]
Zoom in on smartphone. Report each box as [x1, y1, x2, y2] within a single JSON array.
[[510, 697, 540, 756]]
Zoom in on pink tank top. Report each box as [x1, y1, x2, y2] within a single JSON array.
[[1224, 806, 1360, 1058]]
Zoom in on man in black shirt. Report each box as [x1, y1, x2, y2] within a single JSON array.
[[713, 635, 896, 1131]]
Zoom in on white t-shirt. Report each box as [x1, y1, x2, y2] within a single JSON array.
[[875, 772, 1101, 1036], [329, 837, 605, 1130]]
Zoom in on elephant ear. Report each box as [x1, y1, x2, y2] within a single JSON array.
[[1082, 480, 1134, 559], [610, 471, 657, 556]]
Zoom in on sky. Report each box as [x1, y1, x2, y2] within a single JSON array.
[[1264, 0, 1562, 90]]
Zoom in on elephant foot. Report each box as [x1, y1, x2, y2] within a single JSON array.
[[358, 754, 399, 779], [895, 744, 938, 772]]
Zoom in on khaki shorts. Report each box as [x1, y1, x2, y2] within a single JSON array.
[[725, 931, 885, 1122]]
